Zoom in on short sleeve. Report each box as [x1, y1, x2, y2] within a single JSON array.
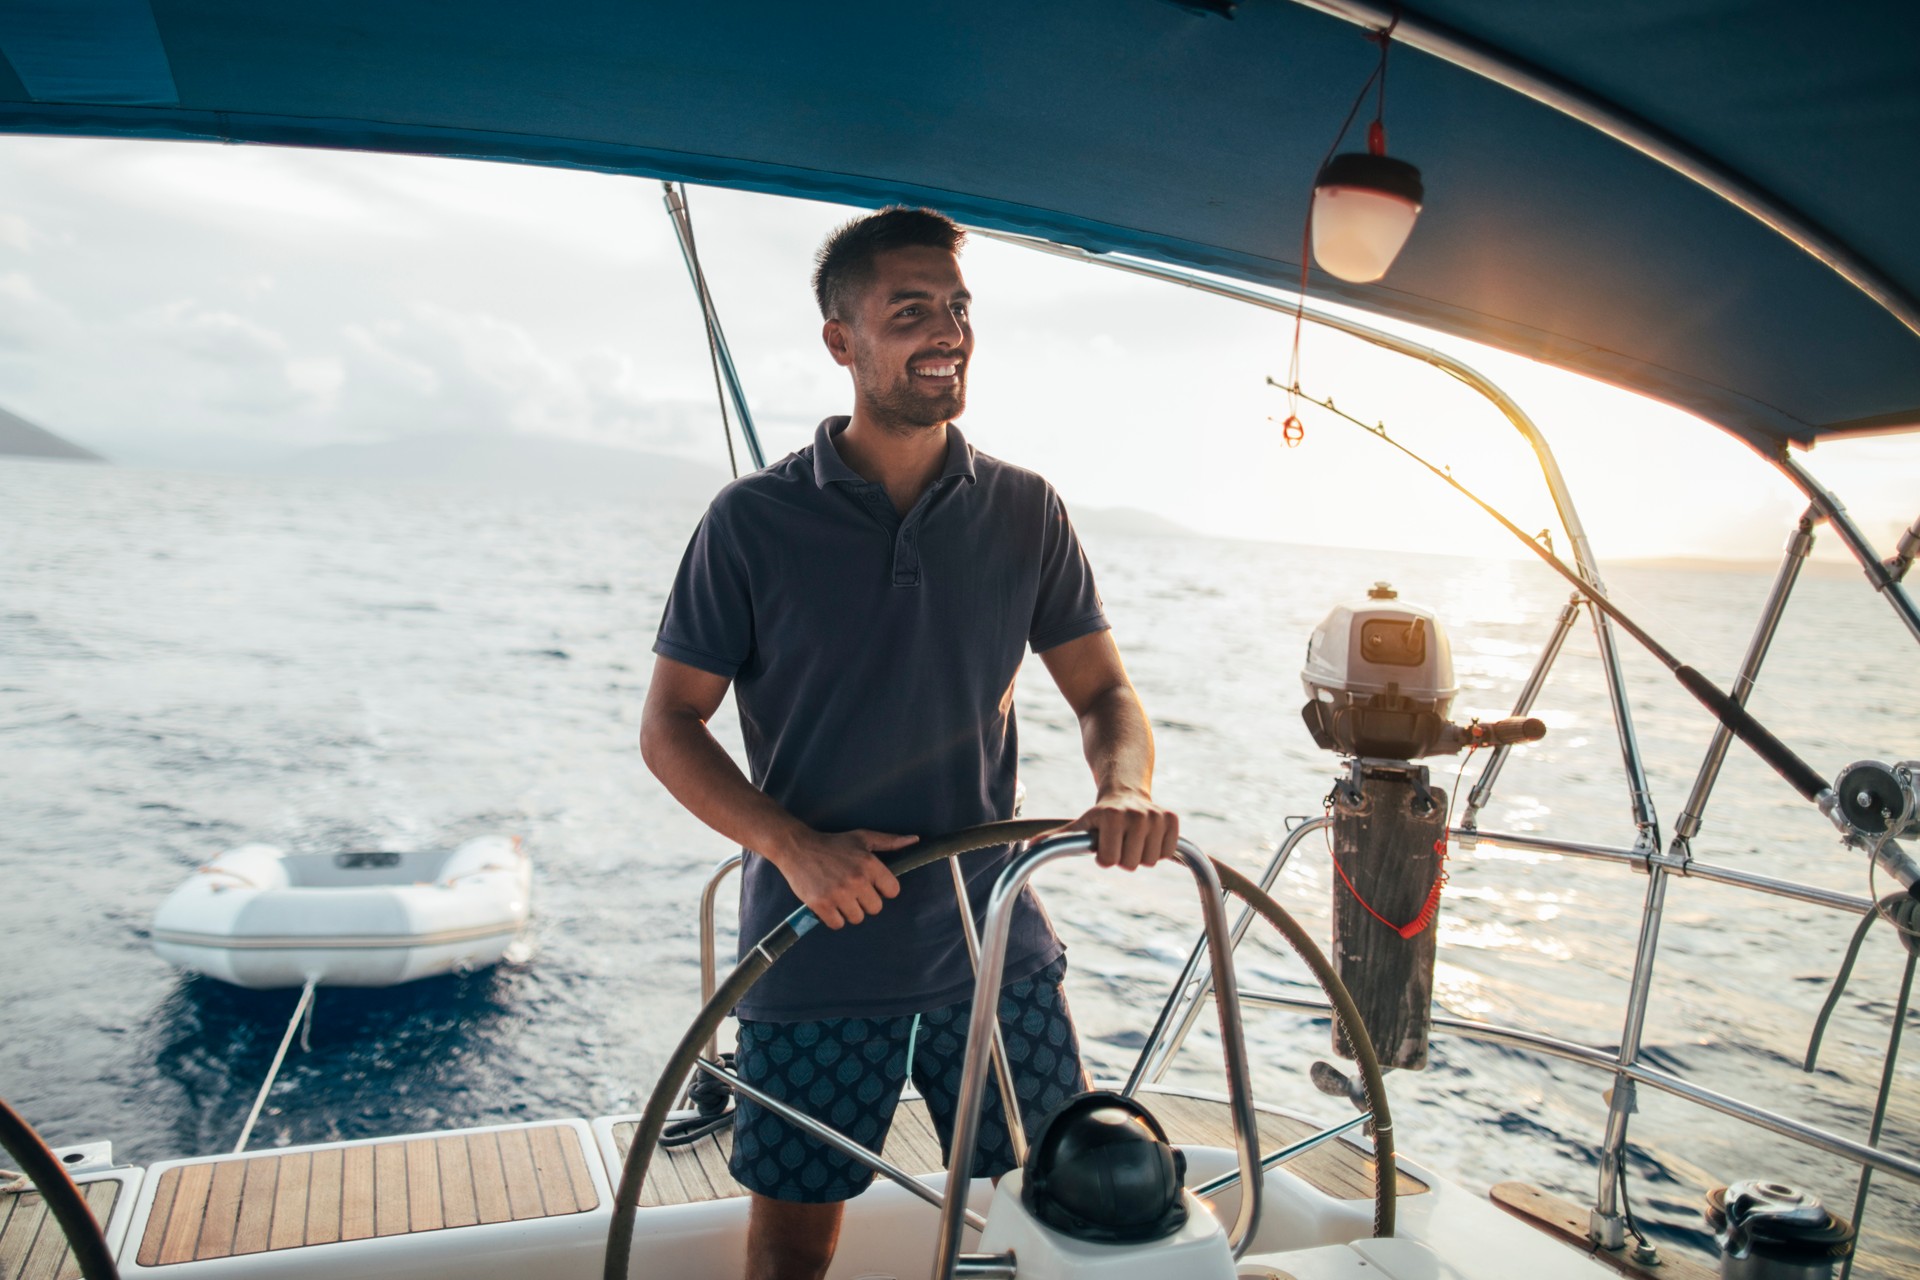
[[1028, 486, 1109, 653], [654, 507, 754, 678]]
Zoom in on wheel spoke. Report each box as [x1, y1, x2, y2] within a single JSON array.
[[691, 1059, 986, 1231], [1190, 1110, 1374, 1199]]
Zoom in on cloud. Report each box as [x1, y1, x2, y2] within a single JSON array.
[[5, 135, 1914, 554], [330, 303, 713, 456], [125, 300, 325, 415], [137, 299, 287, 360], [0, 212, 37, 252], [0, 271, 75, 354]]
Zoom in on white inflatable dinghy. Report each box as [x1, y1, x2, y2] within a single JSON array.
[[151, 836, 532, 989]]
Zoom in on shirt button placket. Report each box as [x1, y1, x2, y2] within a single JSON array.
[[894, 523, 920, 587]]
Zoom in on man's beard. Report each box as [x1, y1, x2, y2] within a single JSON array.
[[858, 366, 966, 434]]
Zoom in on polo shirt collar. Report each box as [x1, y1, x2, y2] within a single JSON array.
[[812, 416, 978, 490]]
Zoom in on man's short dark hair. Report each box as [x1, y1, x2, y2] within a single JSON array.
[[812, 206, 967, 321]]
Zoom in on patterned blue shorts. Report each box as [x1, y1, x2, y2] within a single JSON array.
[[730, 956, 1085, 1202]]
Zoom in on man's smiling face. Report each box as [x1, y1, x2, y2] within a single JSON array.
[[828, 244, 973, 432]]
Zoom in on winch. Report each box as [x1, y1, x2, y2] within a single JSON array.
[[1705, 1181, 1854, 1279]]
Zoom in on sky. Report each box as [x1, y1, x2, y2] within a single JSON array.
[[2, 132, 1915, 563]]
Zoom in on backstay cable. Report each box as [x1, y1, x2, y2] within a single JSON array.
[[669, 182, 739, 480], [233, 977, 318, 1154], [662, 182, 765, 472]]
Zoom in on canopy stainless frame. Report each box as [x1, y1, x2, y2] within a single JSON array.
[[1071, 245, 1920, 1254]]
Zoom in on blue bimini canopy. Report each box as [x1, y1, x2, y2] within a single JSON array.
[[1, 0, 1915, 455]]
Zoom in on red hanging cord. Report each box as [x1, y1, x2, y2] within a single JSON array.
[[1327, 835, 1448, 940], [1323, 744, 1474, 941]]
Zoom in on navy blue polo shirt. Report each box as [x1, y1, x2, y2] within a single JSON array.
[[654, 418, 1109, 1020]]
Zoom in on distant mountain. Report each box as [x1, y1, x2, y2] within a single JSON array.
[[270, 432, 731, 503], [1607, 554, 1863, 582], [263, 433, 1208, 534], [0, 405, 105, 461], [1070, 504, 1197, 539]]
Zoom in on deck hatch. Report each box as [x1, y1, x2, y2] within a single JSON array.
[[133, 1123, 597, 1266], [0, 1179, 121, 1280]]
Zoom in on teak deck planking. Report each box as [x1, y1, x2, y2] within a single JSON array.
[[133, 1124, 597, 1267], [1490, 1181, 1721, 1280], [613, 1093, 1427, 1209], [0, 1179, 121, 1280]]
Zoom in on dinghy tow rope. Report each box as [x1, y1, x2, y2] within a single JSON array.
[[233, 977, 318, 1154]]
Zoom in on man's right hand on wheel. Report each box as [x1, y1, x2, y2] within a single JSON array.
[[773, 828, 913, 929]]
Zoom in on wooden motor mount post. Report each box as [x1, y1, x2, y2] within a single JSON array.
[[1329, 759, 1445, 1071]]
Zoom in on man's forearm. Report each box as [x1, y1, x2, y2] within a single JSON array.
[[640, 703, 912, 928], [640, 710, 806, 860], [1078, 683, 1155, 800]]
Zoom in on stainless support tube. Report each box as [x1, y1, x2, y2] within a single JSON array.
[[948, 858, 1030, 1166], [1283, 0, 1920, 342], [1190, 1111, 1373, 1200], [1234, 989, 1920, 1187], [1450, 828, 1647, 864], [1774, 452, 1920, 645], [1887, 512, 1920, 584], [1592, 862, 1669, 1246], [933, 836, 1263, 1278], [693, 1059, 987, 1233], [1453, 827, 1874, 915], [697, 853, 744, 1063], [1238, 986, 1617, 1071], [1673, 512, 1815, 843], [1588, 582, 1661, 845], [972, 229, 1659, 840], [1461, 594, 1582, 829], [1128, 818, 1327, 1090], [1138, 820, 1875, 1086], [661, 183, 766, 470]]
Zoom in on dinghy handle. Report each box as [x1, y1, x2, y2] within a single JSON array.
[[194, 865, 257, 890]]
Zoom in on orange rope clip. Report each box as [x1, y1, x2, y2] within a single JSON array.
[[1329, 833, 1449, 941], [1282, 414, 1306, 447]]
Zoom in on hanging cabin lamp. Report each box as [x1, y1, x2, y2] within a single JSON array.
[[1311, 120, 1424, 283]]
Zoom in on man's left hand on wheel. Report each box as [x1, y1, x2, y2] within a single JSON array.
[[1069, 791, 1179, 870]]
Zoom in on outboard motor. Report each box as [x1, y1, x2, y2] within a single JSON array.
[[1301, 584, 1545, 1071], [1706, 1181, 1854, 1279]]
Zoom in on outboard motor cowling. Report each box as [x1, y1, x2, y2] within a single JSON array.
[[1302, 582, 1459, 759]]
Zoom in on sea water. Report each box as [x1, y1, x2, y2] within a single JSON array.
[[3, 458, 1916, 1272]]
